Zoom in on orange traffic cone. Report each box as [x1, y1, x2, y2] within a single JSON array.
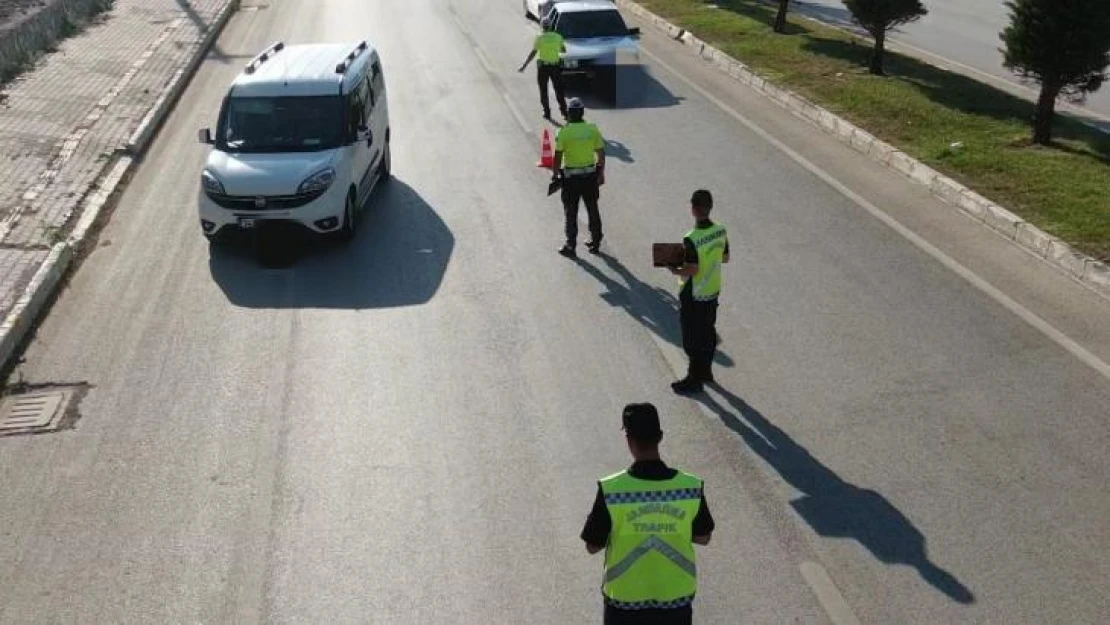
[[537, 128, 554, 168]]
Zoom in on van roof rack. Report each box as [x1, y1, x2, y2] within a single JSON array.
[[244, 41, 285, 74], [334, 41, 369, 74]]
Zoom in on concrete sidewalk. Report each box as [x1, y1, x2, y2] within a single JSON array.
[[0, 0, 237, 370]]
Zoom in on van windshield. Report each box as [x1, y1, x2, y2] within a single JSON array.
[[555, 10, 629, 39], [218, 96, 345, 153]]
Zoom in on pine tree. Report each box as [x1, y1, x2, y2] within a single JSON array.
[[842, 0, 928, 75], [774, 0, 791, 33], [1000, 0, 1110, 144]]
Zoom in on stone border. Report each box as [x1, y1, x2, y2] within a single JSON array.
[[615, 0, 1110, 300], [0, 0, 113, 83], [0, 0, 240, 373]]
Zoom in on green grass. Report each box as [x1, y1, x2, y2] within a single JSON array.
[[637, 0, 1110, 261]]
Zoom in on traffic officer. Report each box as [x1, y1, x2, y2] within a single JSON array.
[[667, 190, 729, 394], [518, 16, 568, 120], [553, 97, 605, 258], [581, 403, 715, 625]]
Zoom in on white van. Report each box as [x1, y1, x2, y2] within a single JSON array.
[[197, 40, 390, 243]]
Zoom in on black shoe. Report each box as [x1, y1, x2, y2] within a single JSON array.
[[543, 110, 552, 119], [671, 377, 704, 394], [586, 240, 601, 254], [558, 245, 576, 258]]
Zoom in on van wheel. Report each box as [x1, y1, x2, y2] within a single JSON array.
[[335, 191, 356, 243]]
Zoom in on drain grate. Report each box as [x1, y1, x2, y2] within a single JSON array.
[[0, 389, 72, 435]]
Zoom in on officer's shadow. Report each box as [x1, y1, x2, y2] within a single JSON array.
[[574, 252, 734, 368], [697, 385, 976, 605]]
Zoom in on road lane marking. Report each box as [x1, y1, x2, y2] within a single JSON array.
[[641, 46, 1110, 383], [475, 44, 533, 135], [800, 561, 864, 625], [450, 8, 533, 136]]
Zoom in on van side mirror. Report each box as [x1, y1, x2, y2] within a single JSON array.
[[198, 128, 213, 144], [628, 27, 641, 37]]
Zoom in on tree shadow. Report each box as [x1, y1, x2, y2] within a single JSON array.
[[704, 0, 813, 36], [177, 0, 247, 65], [800, 37, 1110, 162], [206, 48, 255, 64], [574, 252, 734, 367], [696, 384, 975, 604], [174, 0, 210, 36], [207, 179, 454, 309]]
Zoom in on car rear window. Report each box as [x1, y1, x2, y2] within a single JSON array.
[[556, 9, 629, 39]]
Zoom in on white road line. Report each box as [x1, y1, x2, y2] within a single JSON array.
[[471, 43, 533, 135], [450, 8, 534, 136], [641, 46, 1110, 383], [471, 39, 497, 74], [800, 561, 864, 625]]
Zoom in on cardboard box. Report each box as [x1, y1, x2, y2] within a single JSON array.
[[652, 243, 685, 267]]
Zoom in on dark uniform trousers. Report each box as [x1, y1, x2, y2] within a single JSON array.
[[604, 604, 693, 625], [679, 285, 719, 380], [537, 63, 568, 117], [561, 172, 602, 247]]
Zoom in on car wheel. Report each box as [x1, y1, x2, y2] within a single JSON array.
[[335, 191, 356, 243]]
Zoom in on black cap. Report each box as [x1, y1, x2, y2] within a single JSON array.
[[622, 403, 662, 442]]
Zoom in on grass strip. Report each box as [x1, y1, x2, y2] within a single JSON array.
[[636, 0, 1110, 261]]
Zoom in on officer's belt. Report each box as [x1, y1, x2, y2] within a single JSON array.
[[563, 165, 597, 176]]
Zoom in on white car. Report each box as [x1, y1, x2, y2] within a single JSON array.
[[523, 0, 570, 21], [197, 39, 391, 243], [543, 1, 641, 101]]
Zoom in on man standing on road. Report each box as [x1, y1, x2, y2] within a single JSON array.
[[668, 190, 729, 394], [553, 97, 605, 258], [581, 403, 714, 625], [518, 16, 568, 120]]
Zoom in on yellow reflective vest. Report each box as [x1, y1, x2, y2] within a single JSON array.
[[600, 470, 702, 609], [682, 222, 727, 301]]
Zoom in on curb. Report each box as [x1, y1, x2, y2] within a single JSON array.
[[126, 0, 240, 154], [0, 0, 240, 373], [615, 0, 1110, 301]]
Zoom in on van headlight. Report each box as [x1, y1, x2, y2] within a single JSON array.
[[298, 168, 336, 194], [201, 170, 225, 195]]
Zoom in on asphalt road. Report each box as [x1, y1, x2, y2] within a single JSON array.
[[795, 0, 1110, 128], [2, 0, 1110, 623]]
